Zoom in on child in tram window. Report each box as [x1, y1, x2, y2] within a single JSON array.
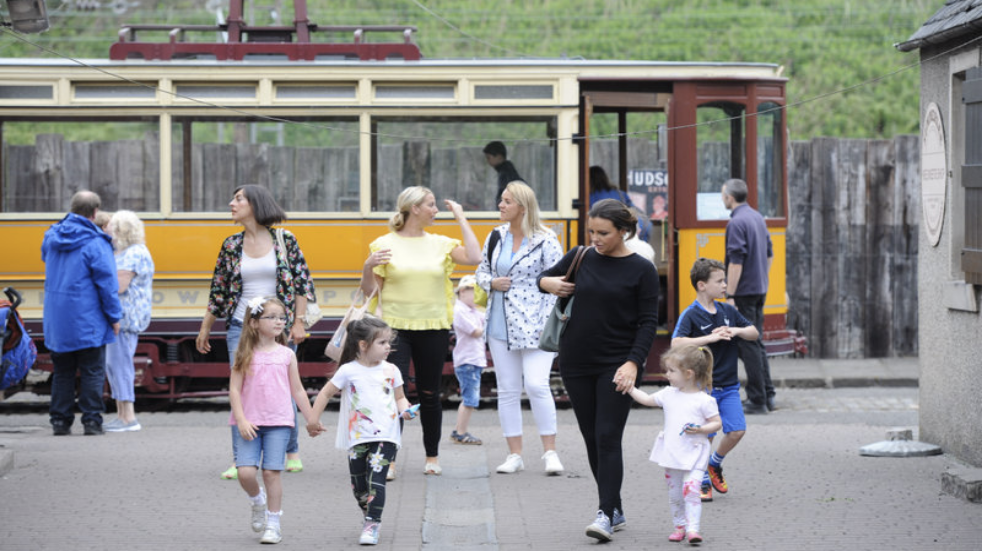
[[671, 258, 758, 503], [450, 274, 486, 445], [228, 296, 319, 545]]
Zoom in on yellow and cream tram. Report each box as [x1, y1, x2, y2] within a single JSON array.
[[0, 9, 797, 400]]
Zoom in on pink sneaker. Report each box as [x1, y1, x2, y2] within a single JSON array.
[[686, 531, 703, 545], [668, 527, 686, 542]]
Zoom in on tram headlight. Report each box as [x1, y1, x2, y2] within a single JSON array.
[[4, 0, 49, 34]]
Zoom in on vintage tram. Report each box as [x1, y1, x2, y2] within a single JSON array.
[[0, 2, 800, 401]]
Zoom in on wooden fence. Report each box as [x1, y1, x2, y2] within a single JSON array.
[[787, 136, 919, 358]]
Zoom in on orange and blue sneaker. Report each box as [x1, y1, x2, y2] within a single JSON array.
[[707, 464, 728, 493], [700, 482, 713, 502]]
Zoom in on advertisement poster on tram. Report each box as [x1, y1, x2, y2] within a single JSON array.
[[626, 169, 668, 221]]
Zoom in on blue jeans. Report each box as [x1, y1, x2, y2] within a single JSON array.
[[454, 364, 482, 408], [231, 425, 291, 471], [50, 346, 107, 428], [227, 318, 300, 454]]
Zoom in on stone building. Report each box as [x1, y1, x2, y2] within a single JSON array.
[[897, 1, 982, 468]]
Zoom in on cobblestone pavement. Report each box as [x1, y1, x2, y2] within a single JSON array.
[[2, 386, 979, 551]]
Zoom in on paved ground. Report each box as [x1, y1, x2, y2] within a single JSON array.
[[3, 357, 979, 550]]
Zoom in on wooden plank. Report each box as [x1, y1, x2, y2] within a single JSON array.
[[834, 138, 868, 359], [809, 137, 838, 358], [786, 140, 811, 351], [89, 141, 118, 209], [35, 134, 65, 212], [865, 139, 895, 357], [893, 134, 919, 356]]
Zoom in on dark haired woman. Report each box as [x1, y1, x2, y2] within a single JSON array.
[[196, 184, 317, 480], [537, 198, 660, 542]]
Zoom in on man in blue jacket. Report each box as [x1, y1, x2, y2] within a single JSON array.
[[42, 190, 122, 436]]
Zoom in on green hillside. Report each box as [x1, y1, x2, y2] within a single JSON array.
[[0, 0, 937, 139]]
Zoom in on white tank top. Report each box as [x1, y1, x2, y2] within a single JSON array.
[[233, 247, 278, 321]]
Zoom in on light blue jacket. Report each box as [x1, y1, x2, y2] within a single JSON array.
[[41, 213, 122, 353]]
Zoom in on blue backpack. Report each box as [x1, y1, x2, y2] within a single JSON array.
[[1, 288, 37, 391]]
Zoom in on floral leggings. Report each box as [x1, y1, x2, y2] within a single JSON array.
[[349, 441, 398, 522], [665, 468, 705, 533]]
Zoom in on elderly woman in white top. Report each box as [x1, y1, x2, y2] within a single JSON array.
[[104, 210, 155, 432], [476, 181, 565, 475]]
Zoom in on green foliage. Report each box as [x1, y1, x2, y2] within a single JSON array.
[[0, 0, 938, 139]]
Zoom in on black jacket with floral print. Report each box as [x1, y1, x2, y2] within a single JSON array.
[[206, 227, 315, 326]]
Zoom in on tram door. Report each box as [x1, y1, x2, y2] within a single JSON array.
[[579, 86, 673, 333]]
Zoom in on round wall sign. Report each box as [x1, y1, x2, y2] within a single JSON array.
[[921, 102, 946, 247]]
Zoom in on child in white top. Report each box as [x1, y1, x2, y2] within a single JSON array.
[[450, 275, 486, 445], [629, 344, 722, 545], [229, 296, 318, 545], [307, 316, 418, 546]]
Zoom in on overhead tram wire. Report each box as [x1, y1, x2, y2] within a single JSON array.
[[1, 25, 978, 145], [407, 0, 543, 59]]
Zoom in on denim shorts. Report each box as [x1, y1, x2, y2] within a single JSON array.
[[711, 383, 747, 434], [454, 364, 483, 408], [231, 425, 291, 471]]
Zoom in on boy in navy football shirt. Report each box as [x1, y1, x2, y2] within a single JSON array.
[[672, 258, 758, 502]]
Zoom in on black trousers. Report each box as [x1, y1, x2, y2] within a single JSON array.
[[349, 441, 398, 521], [387, 329, 450, 458], [562, 365, 634, 520], [734, 294, 775, 405]]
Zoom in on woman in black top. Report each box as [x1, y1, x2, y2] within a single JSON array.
[[538, 199, 660, 542]]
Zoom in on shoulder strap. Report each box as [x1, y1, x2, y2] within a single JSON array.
[[488, 229, 501, 259], [564, 246, 589, 283]]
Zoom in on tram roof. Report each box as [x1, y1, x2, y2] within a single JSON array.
[[0, 56, 784, 76]]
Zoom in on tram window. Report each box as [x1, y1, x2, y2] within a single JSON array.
[[276, 84, 356, 100], [757, 102, 785, 218], [373, 119, 557, 213], [696, 102, 745, 220], [75, 85, 156, 100], [0, 85, 53, 100], [474, 85, 554, 101], [174, 85, 255, 100], [170, 119, 360, 213], [375, 85, 455, 100], [1, 121, 160, 213]]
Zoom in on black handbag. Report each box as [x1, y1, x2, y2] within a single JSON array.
[[538, 246, 589, 352]]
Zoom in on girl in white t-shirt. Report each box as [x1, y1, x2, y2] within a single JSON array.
[[307, 316, 418, 546], [629, 345, 722, 545]]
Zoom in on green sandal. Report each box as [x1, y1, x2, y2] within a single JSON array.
[[286, 458, 303, 473], [221, 465, 238, 480]]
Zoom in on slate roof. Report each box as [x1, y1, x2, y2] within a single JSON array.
[[896, 0, 982, 51]]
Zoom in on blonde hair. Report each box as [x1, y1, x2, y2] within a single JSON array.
[[662, 344, 714, 390], [108, 210, 145, 251], [504, 181, 550, 237], [389, 186, 433, 232], [233, 297, 288, 373]]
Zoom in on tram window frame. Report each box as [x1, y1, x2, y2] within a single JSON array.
[[169, 117, 361, 214], [370, 117, 558, 214], [756, 101, 786, 219], [695, 101, 746, 221], [0, 118, 161, 214]]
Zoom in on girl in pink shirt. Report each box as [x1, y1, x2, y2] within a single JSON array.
[[229, 296, 317, 545]]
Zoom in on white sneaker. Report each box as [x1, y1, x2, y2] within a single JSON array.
[[496, 453, 524, 474], [251, 502, 267, 533], [260, 525, 282, 544], [542, 450, 564, 475]]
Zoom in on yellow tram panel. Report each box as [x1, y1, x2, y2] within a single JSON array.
[[676, 227, 788, 318]]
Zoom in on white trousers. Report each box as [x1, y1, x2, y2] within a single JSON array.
[[488, 337, 557, 438]]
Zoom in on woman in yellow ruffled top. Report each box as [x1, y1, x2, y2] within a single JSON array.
[[360, 186, 481, 476]]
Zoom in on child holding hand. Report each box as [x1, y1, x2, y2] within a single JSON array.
[[307, 316, 418, 546], [228, 296, 319, 545], [629, 345, 722, 545]]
